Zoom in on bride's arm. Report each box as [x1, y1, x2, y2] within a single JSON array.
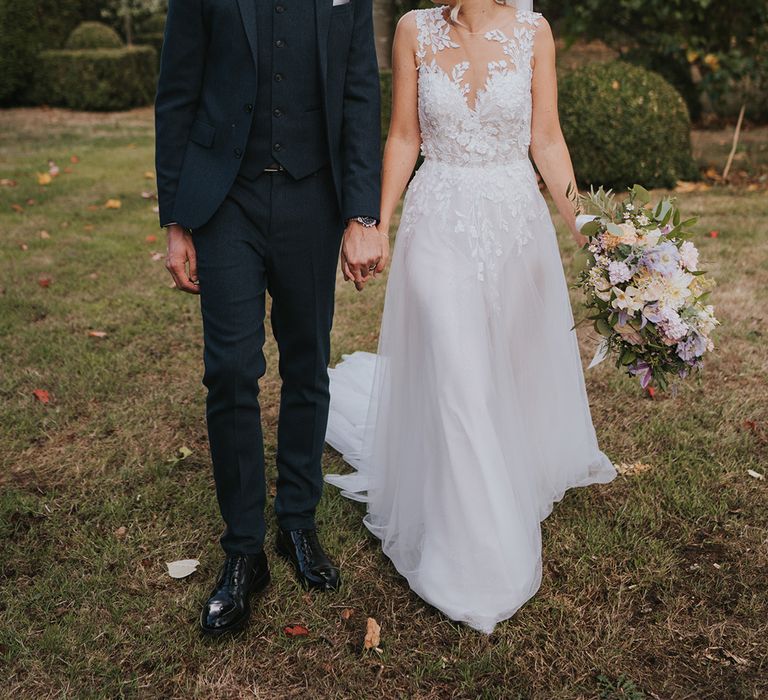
[[379, 13, 422, 238], [529, 19, 586, 247]]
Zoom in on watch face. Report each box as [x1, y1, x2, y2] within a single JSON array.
[[357, 217, 377, 226]]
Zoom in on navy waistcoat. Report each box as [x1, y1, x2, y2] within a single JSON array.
[[239, 0, 329, 180]]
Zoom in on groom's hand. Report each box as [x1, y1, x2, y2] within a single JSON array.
[[341, 220, 386, 291], [165, 224, 200, 294]]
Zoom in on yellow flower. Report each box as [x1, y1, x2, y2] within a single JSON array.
[[703, 54, 720, 70]]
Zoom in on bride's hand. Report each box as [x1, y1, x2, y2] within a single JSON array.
[[571, 230, 588, 249]]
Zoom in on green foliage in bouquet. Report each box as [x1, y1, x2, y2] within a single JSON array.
[[559, 62, 698, 190], [65, 21, 123, 50], [33, 45, 157, 111], [576, 184, 718, 392]]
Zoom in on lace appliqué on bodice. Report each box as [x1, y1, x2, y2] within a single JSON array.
[[401, 7, 547, 312], [414, 6, 542, 166]]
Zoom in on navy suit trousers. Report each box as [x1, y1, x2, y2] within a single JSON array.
[[191, 166, 343, 554]]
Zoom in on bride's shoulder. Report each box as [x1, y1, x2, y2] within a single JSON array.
[[515, 7, 546, 28], [396, 6, 443, 39]]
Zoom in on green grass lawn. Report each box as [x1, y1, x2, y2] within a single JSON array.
[[1, 107, 767, 699]]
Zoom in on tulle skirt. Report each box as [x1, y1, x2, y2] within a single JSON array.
[[325, 158, 616, 633]]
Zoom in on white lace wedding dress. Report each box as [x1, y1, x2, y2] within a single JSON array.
[[325, 6, 617, 634]]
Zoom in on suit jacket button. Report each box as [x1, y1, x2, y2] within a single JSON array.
[[275, 4, 285, 13], [244, 104, 253, 113], [234, 148, 242, 158], [274, 73, 283, 82], [273, 108, 283, 118], [273, 143, 282, 152]]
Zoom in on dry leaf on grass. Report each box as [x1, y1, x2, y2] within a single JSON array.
[[747, 469, 765, 481], [0, 178, 17, 187], [675, 181, 711, 193], [364, 617, 381, 651], [166, 559, 200, 579], [32, 389, 51, 404], [341, 608, 354, 620], [104, 199, 122, 210], [39, 230, 50, 239], [151, 252, 163, 261], [615, 462, 653, 476], [88, 330, 108, 339], [284, 624, 309, 637], [145, 234, 157, 243], [37, 173, 52, 186], [38, 277, 52, 288], [115, 526, 127, 538]]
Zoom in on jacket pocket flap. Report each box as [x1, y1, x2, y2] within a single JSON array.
[[189, 119, 216, 148]]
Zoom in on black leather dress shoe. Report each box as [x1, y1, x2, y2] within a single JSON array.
[[200, 552, 270, 636], [275, 528, 341, 591]]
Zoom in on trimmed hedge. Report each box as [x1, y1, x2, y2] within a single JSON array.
[[66, 21, 123, 50], [558, 61, 698, 189], [135, 33, 165, 70], [0, 0, 102, 104], [34, 46, 157, 111]]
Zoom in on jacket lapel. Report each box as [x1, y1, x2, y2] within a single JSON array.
[[315, 0, 331, 95], [236, 0, 259, 70]]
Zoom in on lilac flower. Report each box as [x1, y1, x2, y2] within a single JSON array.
[[676, 333, 708, 362], [642, 241, 680, 275], [608, 260, 632, 285], [629, 361, 653, 389]]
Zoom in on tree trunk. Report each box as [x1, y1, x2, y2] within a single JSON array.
[[373, 0, 395, 68], [122, 0, 133, 46]]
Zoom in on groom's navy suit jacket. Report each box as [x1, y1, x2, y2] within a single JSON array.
[[154, 0, 381, 230]]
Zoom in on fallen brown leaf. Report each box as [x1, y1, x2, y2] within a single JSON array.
[[37, 173, 52, 186], [364, 617, 381, 650], [341, 608, 354, 620], [39, 230, 51, 239], [615, 462, 653, 476], [115, 526, 127, 538], [38, 276, 52, 288], [88, 330, 108, 339], [32, 389, 51, 404], [104, 199, 122, 210], [284, 624, 309, 637]]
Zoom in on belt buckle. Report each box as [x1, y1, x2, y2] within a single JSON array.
[[264, 163, 283, 173]]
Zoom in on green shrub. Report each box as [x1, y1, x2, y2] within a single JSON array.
[[34, 46, 157, 111], [135, 32, 164, 71], [559, 61, 697, 189], [379, 68, 392, 151], [140, 13, 167, 34], [0, 0, 102, 104], [66, 21, 123, 50]]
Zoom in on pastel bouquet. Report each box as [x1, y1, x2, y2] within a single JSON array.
[[575, 184, 718, 391]]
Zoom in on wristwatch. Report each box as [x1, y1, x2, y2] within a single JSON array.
[[349, 216, 378, 228]]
